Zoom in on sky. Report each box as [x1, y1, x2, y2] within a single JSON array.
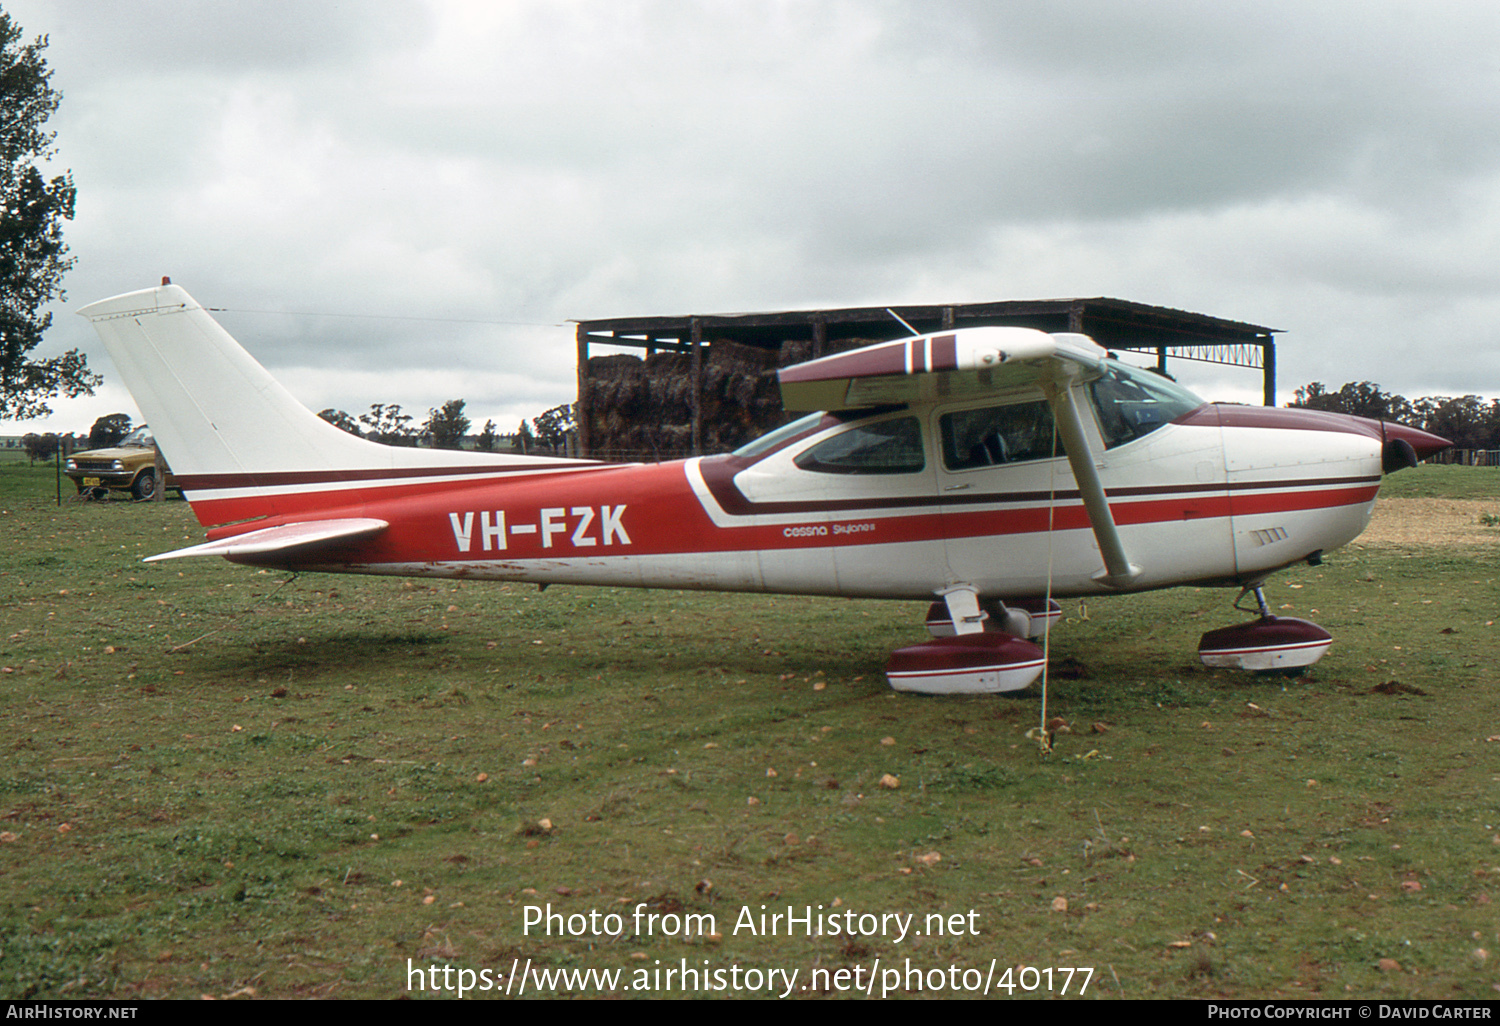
[[5, 0, 1499, 439]]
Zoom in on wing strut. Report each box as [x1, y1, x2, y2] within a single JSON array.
[[1039, 374, 1142, 589]]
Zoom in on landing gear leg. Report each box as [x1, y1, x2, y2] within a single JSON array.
[[1238, 585, 1272, 619], [923, 596, 1061, 640], [887, 587, 1048, 694]]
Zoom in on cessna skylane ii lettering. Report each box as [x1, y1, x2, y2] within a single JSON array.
[[80, 284, 1449, 694]]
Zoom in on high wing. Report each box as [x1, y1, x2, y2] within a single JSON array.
[[779, 326, 1142, 588], [777, 326, 1104, 411], [144, 518, 390, 563]]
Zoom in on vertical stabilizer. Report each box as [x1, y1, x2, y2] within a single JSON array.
[[78, 284, 587, 527], [80, 285, 419, 477]]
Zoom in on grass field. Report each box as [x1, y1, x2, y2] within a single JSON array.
[[0, 452, 1496, 999]]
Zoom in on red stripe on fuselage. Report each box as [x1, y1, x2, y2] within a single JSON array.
[[186, 465, 613, 528], [200, 455, 1380, 569], [938, 484, 1377, 544]]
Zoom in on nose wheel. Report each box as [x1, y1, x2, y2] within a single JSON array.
[[1197, 585, 1333, 673]]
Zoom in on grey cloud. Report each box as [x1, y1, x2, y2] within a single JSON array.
[[6, 0, 1499, 436], [12, 0, 430, 81]]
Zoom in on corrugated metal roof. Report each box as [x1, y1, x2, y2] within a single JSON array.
[[577, 297, 1276, 350]]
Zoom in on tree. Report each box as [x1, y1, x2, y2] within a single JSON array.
[[515, 419, 533, 454], [1289, 380, 1500, 451], [317, 408, 362, 436], [87, 412, 130, 448], [1288, 381, 1411, 422], [532, 403, 575, 452], [424, 398, 470, 450], [1485, 400, 1500, 451], [20, 430, 59, 461], [475, 418, 499, 452], [358, 402, 415, 446], [1289, 381, 1329, 407], [1412, 394, 1492, 451], [0, 13, 95, 420]]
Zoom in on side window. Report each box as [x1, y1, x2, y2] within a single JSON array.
[[794, 417, 925, 475], [941, 401, 1057, 471]]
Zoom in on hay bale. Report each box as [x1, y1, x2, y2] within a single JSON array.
[[588, 353, 644, 378], [585, 335, 890, 458]]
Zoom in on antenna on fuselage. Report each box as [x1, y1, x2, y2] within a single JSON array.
[[885, 308, 920, 336]]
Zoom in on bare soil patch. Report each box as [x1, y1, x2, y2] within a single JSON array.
[[1360, 498, 1497, 546]]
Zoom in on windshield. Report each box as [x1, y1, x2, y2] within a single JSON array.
[[1088, 362, 1204, 448], [120, 426, 154, 448]]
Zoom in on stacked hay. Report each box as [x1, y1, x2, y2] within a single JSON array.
[[582, 352, 693, 461], [697, 340, 783, 454], [583, 336, 883, 461]]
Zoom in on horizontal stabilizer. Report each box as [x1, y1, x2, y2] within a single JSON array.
[[144, 518, 389, 562]]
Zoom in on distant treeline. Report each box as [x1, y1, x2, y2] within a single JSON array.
[[16, 401, 580, 463], [18, 412, 136, 461], [316, 401, 575, 453], [16, 382, 1495, 465], [1288, 382, 1500, 451]]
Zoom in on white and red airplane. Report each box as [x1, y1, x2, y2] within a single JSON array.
[[79, 283, 1449, 694]]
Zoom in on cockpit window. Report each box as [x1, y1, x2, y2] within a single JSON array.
[[1088, 362, 1205, 448], [793, 416, 925, 475], [941, 400, 1057, 470]]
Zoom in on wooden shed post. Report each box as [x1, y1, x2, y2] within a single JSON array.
[[690, 317, 703, 456], [575, 324, 592, 456]]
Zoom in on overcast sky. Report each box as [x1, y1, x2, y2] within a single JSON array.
[[5, 0, 1499, 438]]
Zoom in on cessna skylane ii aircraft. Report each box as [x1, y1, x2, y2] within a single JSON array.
[[80, 282, 1449, 694]]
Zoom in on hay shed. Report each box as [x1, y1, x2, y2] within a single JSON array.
[[574, 298, 1277, 461]]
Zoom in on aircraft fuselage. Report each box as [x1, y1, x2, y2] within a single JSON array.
[[204, 396, 1403, 603]]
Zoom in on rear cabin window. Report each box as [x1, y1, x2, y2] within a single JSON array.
[[732, 412, 829, 460], [793, 417, 925, 474], [941, 400, 1057, 470]]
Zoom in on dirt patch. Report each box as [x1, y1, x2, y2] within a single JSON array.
[[1358, 498, 1498, 547]]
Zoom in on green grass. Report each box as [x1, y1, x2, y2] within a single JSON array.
[[0, 454, 1496, 999], [1377, 462, 1498, 500]]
